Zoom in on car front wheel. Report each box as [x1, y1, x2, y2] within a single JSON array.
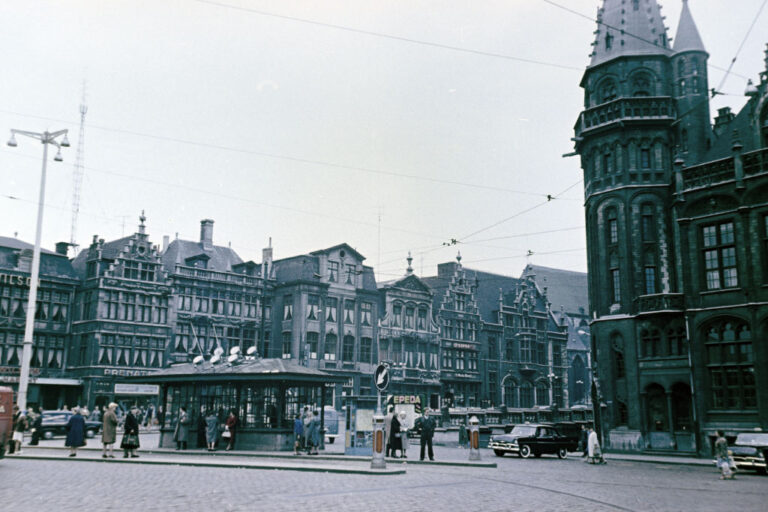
[[43, 431, 54, 440], [86, 429, 96, 439], [557, 448, 568, 459], [494, 449, 505, 457], [519, 444, 532, 458]]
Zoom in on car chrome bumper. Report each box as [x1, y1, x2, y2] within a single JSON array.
[[488, 441, 519, 453]]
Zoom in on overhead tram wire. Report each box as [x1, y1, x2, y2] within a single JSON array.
[[0, 148, 448, 243], [192, 0, 581, 72], [0, 108, 553, 200], [457, 179, 583, 243]]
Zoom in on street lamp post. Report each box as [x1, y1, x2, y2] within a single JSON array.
[[7, 128, 69, 411]]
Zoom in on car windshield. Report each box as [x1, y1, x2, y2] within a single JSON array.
[[509, 426, 537, 437], [735, 433, 768, 446]]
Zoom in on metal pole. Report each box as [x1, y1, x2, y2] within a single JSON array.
[[18, 135, 49, 411]]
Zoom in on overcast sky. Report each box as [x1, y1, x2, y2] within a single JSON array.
[[1, 0, 766, 281]]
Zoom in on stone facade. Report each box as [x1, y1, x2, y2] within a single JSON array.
[[573, 0, 768, 454]]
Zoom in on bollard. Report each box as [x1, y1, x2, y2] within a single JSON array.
[[468, 415, 481, 461], [371, 413, 387, 469]]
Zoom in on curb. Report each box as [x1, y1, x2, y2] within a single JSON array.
[[5, 453, 406, 475], [21, 445, 496, 468], [603, 454, 712, 467]]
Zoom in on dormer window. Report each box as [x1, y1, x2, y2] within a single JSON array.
[[328, 261, 339, 282], [605, 32, 613, 50]]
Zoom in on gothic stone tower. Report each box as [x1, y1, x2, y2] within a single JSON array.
[[573, 0, 711, 453]]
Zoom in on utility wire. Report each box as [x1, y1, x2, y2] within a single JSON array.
[[0, 148, 448, 242], [0, 108, 553, 199], [542, 0, 752, 81], [193, 0, 582, 71]]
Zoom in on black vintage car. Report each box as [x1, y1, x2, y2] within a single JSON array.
[[729, 433, 768, 474], [38, 411, 101, 440], [489, 424, 577, 459]]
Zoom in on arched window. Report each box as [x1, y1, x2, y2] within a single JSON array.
[[536, 381, 549, 406], [504, 380, 518, 408], [681, 129, 689, 152], [612, 333, 625, 378], [641, 328, 662, 358], [616, 400, 629, 426], [705, 319, 755, 409], [600, 79, 618, 103], [606, 207, 619, 245], [678, 59, 686, 76], [570, 356, 586, 403], [671, 383, 692, 431], [520, 382, 534, 408], [646, 383, 668, 431], [631, 72, 652, 96], [641, 204, 655, 242], [666, 326, 688, 356]]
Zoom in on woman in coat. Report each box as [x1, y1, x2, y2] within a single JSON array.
[[29, 407, 43, 446], [586, 426, 605, 464], [101, 402, 118, 458], [224, 410, 238, 451], [305, 410, 321, 455], [65, 407, 86, 457], [120, 406, 141, 458], [174, 406, 190, 450], [389, 411, 402, 458], [205, 411, 219, 451]]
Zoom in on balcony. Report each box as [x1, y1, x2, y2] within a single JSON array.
[[173, 265, 262, 286], [682, 147, 768, 191], [577, 97, 676, 135], [636, 293, 684, 315]]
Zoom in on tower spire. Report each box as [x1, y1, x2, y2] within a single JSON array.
[[589, 0, 670, 68], [673, 0, 706, 53]]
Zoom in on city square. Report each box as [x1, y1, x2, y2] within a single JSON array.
[[2, 0, 768, 510]]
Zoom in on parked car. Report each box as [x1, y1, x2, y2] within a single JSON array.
[[38, 410, 101, 440], [729, 433, 768, 474], [489, 423, 576, 459]]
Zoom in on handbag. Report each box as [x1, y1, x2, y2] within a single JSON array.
[[221, 425, 231, 439]]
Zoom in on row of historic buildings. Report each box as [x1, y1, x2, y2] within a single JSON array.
[[573, 0, 768, 455], [0, 215, 591, 416]]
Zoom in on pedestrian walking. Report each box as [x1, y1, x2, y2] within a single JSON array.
[[65, 407, 86, 457], [120, 406, 141, 458], [205, 410, 219, 451], [293, 413, 304, 455], [579, 424, 589, 457], [174, 406, 190, 450], [458, 422, 469, 449], [715, 430, 735, 480], [145, 403, 155, 427], [586, 426, 606, 464], [414, 408, 436, 461], [197, 408, 208, 448], [384, 406, 394, 457], [390, 409, 403, 458], [398, 410, 409, 458], [305, 409, 321, 455], [224, 410, 238, 451], [11, 405, 27, 454], [102, 402, 118, 458], [29, 407, 43, 446]]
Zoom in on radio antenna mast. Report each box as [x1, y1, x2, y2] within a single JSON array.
[[70, 81, 88, 255]]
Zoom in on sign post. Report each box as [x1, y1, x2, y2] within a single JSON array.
[[371, 363, 390, 469]]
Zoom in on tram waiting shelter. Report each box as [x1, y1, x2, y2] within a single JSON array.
[[134, 358, 347, 451]]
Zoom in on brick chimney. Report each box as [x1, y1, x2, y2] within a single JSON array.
[[200, 219, 214, 251]]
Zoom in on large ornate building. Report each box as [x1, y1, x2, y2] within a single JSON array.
[[1, 217, 590, 417], [573, 0, 768, 454]]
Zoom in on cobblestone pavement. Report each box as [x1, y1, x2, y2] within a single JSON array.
[[1, 451, 766, 512]]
